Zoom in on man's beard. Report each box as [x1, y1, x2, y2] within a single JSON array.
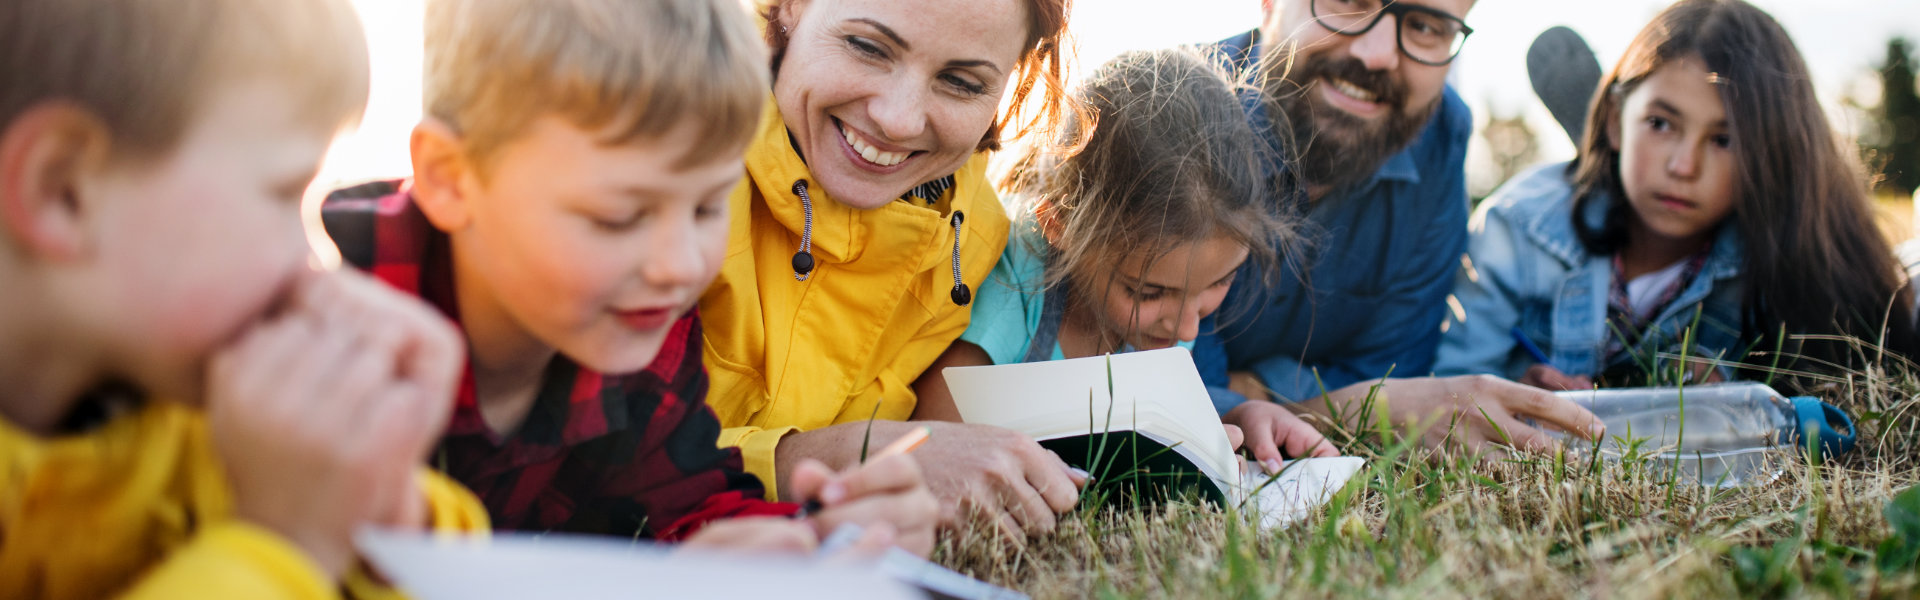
[[1264, 50, 1441, 196]]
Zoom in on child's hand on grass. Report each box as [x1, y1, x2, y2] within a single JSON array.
[[1223, 400, 1339, 473], [789, 454, 938, 558], [1519, 364, 1593, 391], [205, 270, 463, 576]]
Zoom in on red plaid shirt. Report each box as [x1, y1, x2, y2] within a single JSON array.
[[321, 180, 797, 540]]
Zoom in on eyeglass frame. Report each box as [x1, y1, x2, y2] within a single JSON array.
[[1308, 0, 1474, 67]]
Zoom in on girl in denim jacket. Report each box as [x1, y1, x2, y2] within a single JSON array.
[[1437, 0, 1916, 390]]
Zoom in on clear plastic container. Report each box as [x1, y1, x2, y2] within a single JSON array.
[[1548, 383, 1856, 487]]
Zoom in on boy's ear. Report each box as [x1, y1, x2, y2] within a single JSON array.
[[0, 104, 109, 262], [409, 118, 475, 232]]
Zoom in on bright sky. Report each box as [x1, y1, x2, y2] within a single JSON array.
[[322, 0, 1920, 197]]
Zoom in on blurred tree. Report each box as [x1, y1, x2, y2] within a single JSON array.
[[1867, 38, 1920, 195], [1482, 110, 1540, 194]]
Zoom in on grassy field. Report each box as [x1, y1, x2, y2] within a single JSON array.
[[927, 363, 1920, 599]]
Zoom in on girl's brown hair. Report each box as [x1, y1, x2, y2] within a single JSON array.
[[762, 0, 1076, 152], [1570, 0, 1917, 372], [1002, 47, 1298, 345]]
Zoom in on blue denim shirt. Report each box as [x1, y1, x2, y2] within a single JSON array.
[[1433, 162, 1746, 380], [1195, 30, 1473, 412]]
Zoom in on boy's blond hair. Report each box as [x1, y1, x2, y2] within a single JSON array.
[[426, 0, 770, 174], [0, 0, 370, 162]]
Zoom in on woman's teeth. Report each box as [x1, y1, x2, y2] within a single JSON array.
[[1327, 77, 1379, 103], [843, 126, 909, 167]]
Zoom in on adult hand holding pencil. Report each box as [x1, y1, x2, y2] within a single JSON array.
[[786, 427, 940, 557]]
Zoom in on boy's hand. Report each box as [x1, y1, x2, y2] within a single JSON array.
[[294, 270, 464, 530], [789, 455, 938, 558], [1519, 364, 1592, 392], [206, 271, 463, 576], [1223, 400, 1338, 473], [679, 517, 818, 555]]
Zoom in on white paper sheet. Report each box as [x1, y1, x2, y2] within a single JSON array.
[[356, 529, 920, 600], [1234, 456, 1368, 530]]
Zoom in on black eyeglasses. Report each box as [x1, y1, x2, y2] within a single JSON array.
[[1309, 0, 1473, 66]]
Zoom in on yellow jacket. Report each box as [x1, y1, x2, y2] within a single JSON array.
[[0, 401, 489, 599], [702, 98, 1010, 495]]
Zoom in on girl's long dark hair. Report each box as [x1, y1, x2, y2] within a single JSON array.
[[1569, 0, 1917, 374]]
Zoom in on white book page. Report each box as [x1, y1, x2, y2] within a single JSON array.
[[356, 529, 920, 600], [941, 347, 1236, 483], [1233, 456, 1368, 530]]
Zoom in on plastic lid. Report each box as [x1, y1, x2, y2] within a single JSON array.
[[1787, 396, 1857, 457]]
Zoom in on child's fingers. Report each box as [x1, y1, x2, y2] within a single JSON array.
[[324, 338, 405, 417], [819, 522, 896, 563], [682, 518, 818, 555], [834, 453, 922, 499], [390, 380, 455, 461], [813, 490, 938, 548], [1223, 424, 1245, 451], [1277, 418, 1338, 459], [1241, 418, 1283, 472], [787, 458, 837, 505]]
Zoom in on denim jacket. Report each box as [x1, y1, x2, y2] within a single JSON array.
[[1434, 162, 1746, 381]]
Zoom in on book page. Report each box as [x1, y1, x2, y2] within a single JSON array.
[[356, 529, 920, 600], [942, 347, 1237, 490], [1235, 456, 1368, 530]]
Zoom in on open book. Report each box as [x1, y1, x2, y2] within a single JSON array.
[[941, 347, 1364, 529]]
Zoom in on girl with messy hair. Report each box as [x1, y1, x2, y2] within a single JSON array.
[[914, 47, 1337, 476]]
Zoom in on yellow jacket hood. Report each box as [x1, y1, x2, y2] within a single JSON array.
[[700, 97, 1010, 495]]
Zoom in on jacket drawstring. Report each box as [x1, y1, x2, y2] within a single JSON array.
[[788, 178, 970, 307], [791, 180, 814, 281], [949, 211, 970, 306]]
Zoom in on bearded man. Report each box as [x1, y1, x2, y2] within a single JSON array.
[[1199, 0, 1606, 461]]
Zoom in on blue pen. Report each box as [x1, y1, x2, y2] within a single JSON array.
[[1510, 326, 1552, 365]]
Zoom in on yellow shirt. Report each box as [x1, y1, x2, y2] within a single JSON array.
[[701, 98, 1010, 497], [0, 401, 489, 599]]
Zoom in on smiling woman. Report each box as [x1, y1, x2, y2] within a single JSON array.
[[698, 0, 1090, 536]]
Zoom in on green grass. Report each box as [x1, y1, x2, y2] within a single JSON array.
[[927, 362, 1920, 599]]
